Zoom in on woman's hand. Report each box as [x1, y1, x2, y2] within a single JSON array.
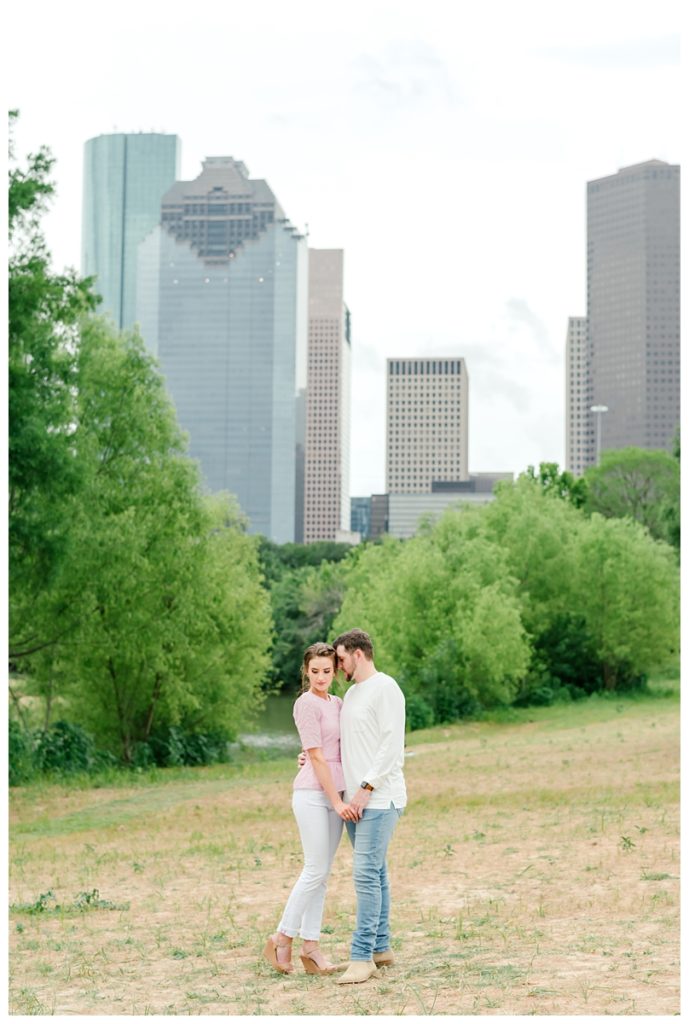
[[335, 799, 355, 821]]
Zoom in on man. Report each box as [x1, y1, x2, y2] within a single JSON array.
[[331, 628, 407, 985]]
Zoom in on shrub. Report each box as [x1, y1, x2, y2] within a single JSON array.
[[404, 693, 435, 732], [33, 720, 116, 775], [146, 727, 230, 767], [8, 720, 36, 786]]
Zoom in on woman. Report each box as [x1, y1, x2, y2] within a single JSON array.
[[263, 642, 354, 976]]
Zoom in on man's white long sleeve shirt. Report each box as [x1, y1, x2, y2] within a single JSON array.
[[340, 671, 407, 809]]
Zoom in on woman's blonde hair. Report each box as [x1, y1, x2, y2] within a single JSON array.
[[300, 642, 337, 693]]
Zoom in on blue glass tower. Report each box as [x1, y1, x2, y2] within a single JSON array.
[[81, 132, 181, 329]]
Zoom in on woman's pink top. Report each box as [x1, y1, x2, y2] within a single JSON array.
[[292, 691, 345, 792]]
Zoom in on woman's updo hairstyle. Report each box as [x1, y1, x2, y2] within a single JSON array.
[[300, 642, 337, 693]]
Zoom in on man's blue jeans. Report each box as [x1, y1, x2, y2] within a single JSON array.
[[345, 803, 403, 961]]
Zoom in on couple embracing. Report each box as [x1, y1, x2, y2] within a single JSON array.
[[263, 628, 407, 985]]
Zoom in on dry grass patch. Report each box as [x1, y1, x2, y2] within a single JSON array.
[[9, 692, 679, 1015]]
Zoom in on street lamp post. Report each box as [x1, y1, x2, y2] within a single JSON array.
[[590, 405, 608, 466]]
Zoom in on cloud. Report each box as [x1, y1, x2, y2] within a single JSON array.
[[535, 35, 679, 69], [504, 297, 560, 363], [352, 340, 385, 373], [352, 39, 460, 107]]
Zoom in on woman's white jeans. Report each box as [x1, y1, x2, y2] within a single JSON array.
[[277, 788, 344, 940]]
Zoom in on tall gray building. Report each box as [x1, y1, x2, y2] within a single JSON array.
[[137, 157, 307, 542], [565, 316, 593, 476], [567, 159, 680, 471], [304, 249, 351, 543], [82, 132, 180, 329]]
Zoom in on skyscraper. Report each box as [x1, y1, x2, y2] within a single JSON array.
[[136, 157, 307, 542], [303, 249, 351, 543], [82, 132, 180, 329], [567, 159, 680, 472], [565, 316, 593, 476], [386, 357, 469, 493]]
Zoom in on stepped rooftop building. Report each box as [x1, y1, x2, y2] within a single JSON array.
[[136, 157, 307, 542]]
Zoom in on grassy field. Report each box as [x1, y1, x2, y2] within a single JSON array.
[[8, 684, 679, 1015]]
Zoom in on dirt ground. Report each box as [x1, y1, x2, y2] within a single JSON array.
[[8, 695, 679, 1015]]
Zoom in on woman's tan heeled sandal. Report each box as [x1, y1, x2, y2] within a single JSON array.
[[299, 946, 344, 976], [263, 934, 294, 974]]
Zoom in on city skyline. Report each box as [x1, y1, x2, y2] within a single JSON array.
[[7, 0, 681, 496]]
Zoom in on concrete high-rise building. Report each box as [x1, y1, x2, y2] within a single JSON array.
[[386, 357, 469, 493], [303, 249, 351, 543], [82, 132, 180, 330], [136, 157, 307, 542], [565, 316, 594, 475], [567, 159, 680, 472]]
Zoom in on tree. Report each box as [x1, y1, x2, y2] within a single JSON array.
[[482, 476, 679, 692], [569, 514, 679, 689], [481, 476, 585, 636], [8, 111, 97, 662], [522, 462, 588, 508], [257, 539, 353, 691], [583, 447, 680, 548], [27, 319, 272, 760], [332, 514, 530, 722]]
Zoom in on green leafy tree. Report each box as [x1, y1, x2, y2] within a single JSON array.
[[9, 111, 96, 662], [266, 558, 349, 691], [25, 318, 272, 760], [481, 476, 584, 636], [258, 539, 353, 691], [568, 514, 679, 689], [333, 514, 530, 721], [583, 447, 680, 548], [483, 476, 679, 693], [522, 462, 588, 508]]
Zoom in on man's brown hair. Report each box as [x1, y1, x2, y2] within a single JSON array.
[[332, 628, 374, 660]]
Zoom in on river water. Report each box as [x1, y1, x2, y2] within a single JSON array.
[[236, 693, 301, 752]]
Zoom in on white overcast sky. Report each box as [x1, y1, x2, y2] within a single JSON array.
[[6, 0, 682, 496]]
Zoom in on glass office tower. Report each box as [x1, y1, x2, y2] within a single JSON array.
[[137, 157, 307, 542], [82, 132, 181, 329]]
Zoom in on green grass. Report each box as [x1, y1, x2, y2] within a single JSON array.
[[405, 675, 679, 746]]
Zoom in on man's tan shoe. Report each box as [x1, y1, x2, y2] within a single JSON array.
[[373, 950, 395, 966], [334, 960, 378, 985]]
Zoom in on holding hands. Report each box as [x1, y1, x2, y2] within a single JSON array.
[[335, 798, 359, 822], [297, 749, 361, 821]]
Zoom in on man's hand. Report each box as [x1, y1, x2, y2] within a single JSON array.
[[297, 750, 306, 768], [348, 786, 372, 820], [335, 799, 357, 821]]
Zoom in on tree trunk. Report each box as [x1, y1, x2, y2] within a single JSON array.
[[602, 662, 617, 691], [143, 673, 163, 741]]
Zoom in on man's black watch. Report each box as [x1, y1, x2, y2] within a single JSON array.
[[361, 781, 374, 791]]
